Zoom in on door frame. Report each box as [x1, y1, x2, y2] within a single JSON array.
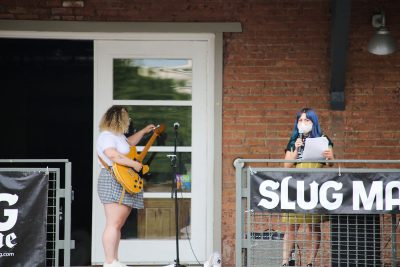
[[93, 38, 211, 264]]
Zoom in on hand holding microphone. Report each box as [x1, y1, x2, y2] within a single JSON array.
[[295, 130, 304, 150], [296, 122, 312, 151]]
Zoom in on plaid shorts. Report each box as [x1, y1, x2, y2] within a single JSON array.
[[97, 168, 144, 209]]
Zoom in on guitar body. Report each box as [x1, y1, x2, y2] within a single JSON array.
[[112, 147, 144, 194], [112, 124, 165, 194]]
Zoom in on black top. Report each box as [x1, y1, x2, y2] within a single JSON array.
[[285, 134, 334, 160]]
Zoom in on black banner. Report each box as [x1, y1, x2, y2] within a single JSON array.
[[0, 171, 48, 267], [250, 171, 400, 214]]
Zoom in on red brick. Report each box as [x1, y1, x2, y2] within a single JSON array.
[[51, 7, 73, 15], [62, 1, 84, 8], [46, 0, 62, 7]]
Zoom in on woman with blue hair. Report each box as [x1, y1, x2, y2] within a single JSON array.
[[281, 108, 334, 267]]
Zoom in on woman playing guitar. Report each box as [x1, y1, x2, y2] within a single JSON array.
[[96, 106, 155, 267]]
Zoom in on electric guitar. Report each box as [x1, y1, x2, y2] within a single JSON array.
[[112, 124, 165, 194]]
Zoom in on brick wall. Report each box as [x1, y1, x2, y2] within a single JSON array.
[[1, 1, 399, 266]]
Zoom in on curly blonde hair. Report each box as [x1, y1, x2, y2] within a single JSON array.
[[99, 106, 130, 134]]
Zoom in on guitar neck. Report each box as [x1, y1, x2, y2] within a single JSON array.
[[136, 134, 158, 162]]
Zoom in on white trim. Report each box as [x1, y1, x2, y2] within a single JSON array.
[[205, 34, 217, 256], [212, 32, 223, 253], [113, 100, 192, 106], [0, 31, 218, 41], [136, 146, 192, 152], [143, 192, 192, 198], [0, 20, 241, 36]]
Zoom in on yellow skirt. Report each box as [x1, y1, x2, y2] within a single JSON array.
[[282, 162, 327, 224]]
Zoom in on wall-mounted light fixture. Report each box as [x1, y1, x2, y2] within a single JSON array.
[[367, 11, 397, 55]]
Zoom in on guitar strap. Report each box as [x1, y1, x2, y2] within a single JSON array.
[[98, 155, 125, 204]]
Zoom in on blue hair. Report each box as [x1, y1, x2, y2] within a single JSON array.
[[290, 108, 322, 140]]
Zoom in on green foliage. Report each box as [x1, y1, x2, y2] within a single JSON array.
[[113, 59, 191, 101]]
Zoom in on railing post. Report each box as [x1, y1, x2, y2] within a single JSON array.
[[234, 158, 245, 267], [64, 162, 72, 267], [391, 214, 397, 267]]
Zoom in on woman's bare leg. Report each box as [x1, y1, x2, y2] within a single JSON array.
[[306, 223, 321, 265], [282, 223, 299, 265], [102, 203, 131, 263]]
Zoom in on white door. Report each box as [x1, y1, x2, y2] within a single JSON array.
[[92, 39, 213, 265]]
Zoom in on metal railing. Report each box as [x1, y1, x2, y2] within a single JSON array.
[[0, 159, 73, 267], [234, 159, 400, 267]]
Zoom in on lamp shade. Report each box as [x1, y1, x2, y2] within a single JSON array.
[[367, 27, 397, 55]]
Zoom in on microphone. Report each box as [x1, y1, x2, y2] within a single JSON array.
[[298, 130, 304, 153], [298, 128, 305, 140], [173, 122, 180, 130]]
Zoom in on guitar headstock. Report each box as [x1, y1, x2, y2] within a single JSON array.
[[154, 124, 166, 135]]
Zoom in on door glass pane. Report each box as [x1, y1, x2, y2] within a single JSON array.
[[142, 152, 191, 193], [121, 198, 191, 240], [113, 59, 192, 100], [125, 106, 192, 146]]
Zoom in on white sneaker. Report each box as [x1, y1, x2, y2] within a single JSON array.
[[115, 260, 129, 267], [103, 260, 118, 267]]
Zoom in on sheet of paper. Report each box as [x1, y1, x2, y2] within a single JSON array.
[[301, 137, 329, 160]]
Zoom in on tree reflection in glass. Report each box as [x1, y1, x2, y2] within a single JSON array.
[[113, 59, 192, 100], [125, 105, 191, 147]]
